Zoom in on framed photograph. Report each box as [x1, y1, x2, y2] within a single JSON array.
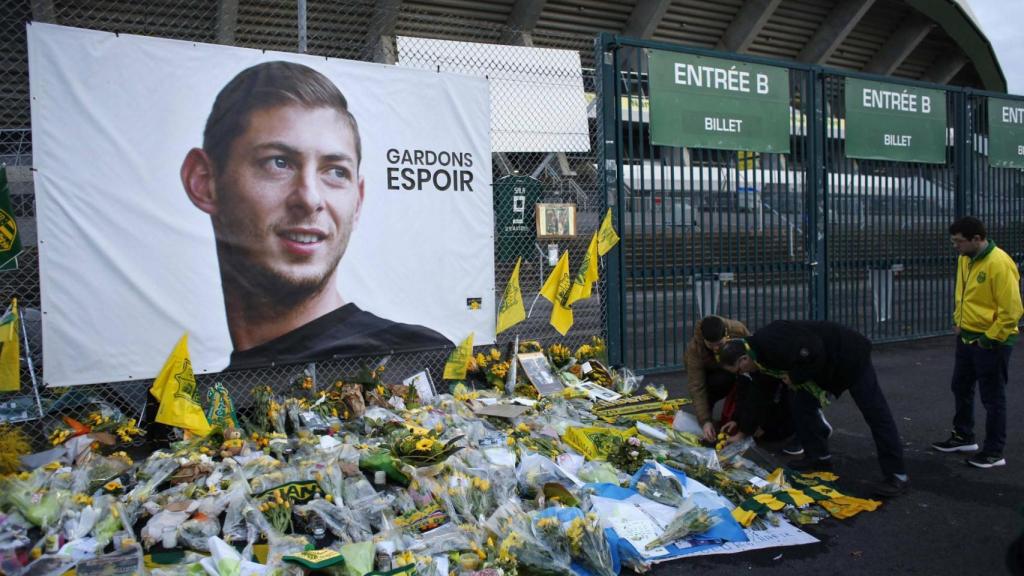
[[535, 203, 577, 238], [516, 351, 564, 396]]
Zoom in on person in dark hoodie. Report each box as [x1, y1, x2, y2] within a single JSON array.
[[719, 320, 909, 497]]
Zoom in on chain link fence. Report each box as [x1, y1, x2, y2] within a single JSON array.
[[0, 0, 608, 449]]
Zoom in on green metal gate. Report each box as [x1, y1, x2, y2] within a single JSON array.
[[598, 34, 820, 372], [598, 34, 1024, 373], [820, 71, 958, 340]]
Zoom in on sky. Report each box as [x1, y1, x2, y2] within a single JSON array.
[[967, 0, 1024, 94]]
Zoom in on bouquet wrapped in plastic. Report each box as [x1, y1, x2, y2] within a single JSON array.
[[632, 462, 687, 508], [486, 501, 574, 576], [444, 469, 495, 523], [566, 511, 616, 576], [645, 500, 720, 550], [0, 474, 68, 528]]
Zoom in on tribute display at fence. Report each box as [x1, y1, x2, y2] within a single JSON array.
[[28, 24, 494, 387], [987, 97, 1024, 168], [843, 78, 947, 164], [647, 50, 791, 153]]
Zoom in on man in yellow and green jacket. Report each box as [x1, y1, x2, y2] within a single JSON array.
[[932, 216, 1023, 469]]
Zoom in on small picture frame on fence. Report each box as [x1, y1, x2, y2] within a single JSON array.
[[535, 203, 576, 239], [516, 351, 564, 396]]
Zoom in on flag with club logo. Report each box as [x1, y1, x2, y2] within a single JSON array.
[[149, 333, 211, 436], [0, 167, 22, 271], [540, 251, 573, 335], [566, 232, 599, 306], [597, 208, 620, 256], [0, 299, 20, 392], [443, 332, 474, 380], [496, 257, 526, 335]]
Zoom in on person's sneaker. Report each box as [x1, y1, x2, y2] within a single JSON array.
[[871, 476, 910, 497], [818, 409, 833, 439], [788, 455, 833, 472], [782, 437, 804, 456], [966, 453, 1006, 468], [932, 433, 979, 453]]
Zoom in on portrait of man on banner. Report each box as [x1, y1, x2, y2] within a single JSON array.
[[29, 25, 494, 387], [180, 61, 451, 369]]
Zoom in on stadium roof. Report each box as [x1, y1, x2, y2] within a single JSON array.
[[386, 0, 1006, 91]]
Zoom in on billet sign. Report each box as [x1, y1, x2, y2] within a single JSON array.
[[987, 97, 1024, 168], [648, 50, 791, 153], [844, 78, 947, 164]]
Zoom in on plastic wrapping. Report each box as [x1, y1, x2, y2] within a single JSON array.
[[263, 531, 310, 570], [577, 461, 627, 485], [178, 513, 221, 552], [515, 452, 578, 497], [0, 475, 67, 528], [294, 499, 373, 544], [221, 488, 253, 546], [141, 508, 192, 549], [631, 462, 687, 508], [614, 366, 642, 395], [61, 504, 99, 541]]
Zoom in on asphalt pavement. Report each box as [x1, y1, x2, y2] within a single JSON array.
[[645, 335, 1024, 576]]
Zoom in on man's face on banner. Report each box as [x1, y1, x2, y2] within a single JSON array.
[[212, 104, 364, 296]]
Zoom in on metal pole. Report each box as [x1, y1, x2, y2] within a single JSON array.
[[298, 0, 308, 53], [19, 307, 44, 419]]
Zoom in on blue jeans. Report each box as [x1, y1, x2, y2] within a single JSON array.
[[951, 338, 1013, 455], [791, 363, 906, 477]]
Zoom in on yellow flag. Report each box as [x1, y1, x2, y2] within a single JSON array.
[[540, 251, 573, 335], [566, 233, 599, 306], [0, 299, 19, 392], [597, 208, 620, 256], [443, 332, 474, 380], [496, 258, 526, 335], [737, 150, 759, 170], [149, 333, 211, 436]]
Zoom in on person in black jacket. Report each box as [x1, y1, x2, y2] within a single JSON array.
[[719, 320, 909, 497]]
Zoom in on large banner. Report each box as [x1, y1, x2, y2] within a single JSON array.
[[28, 24, 495, 387]]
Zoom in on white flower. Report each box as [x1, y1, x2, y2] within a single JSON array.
[[629, 450, 639, 458]]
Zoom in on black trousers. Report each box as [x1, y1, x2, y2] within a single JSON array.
[[791, 363, 906, 477], [951, 338, 1012, 455], [705, 368, 738, 417], [734, 373, 793, 441]]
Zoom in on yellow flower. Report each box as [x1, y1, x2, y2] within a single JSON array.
[[104, 480, 123, 492], [506, 437, 516, 446], [489, 348, 501, 361], [415, 438, 435, 451], [325, 494, 334, 503], [536, 517, 559, 529]]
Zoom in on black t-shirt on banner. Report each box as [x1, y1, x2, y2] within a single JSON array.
[[226, 303, 452, 370]]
